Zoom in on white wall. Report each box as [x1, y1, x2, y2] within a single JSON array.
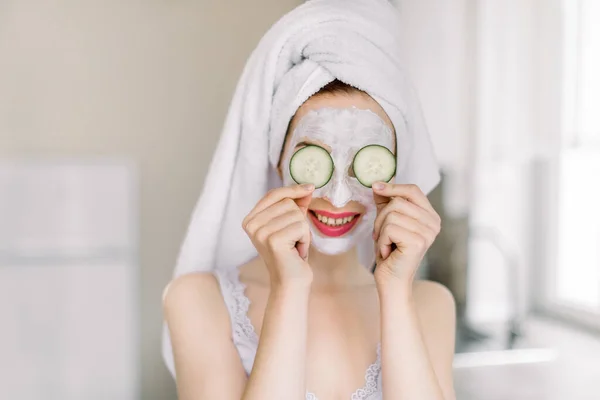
[[0, 161, 138, 400], [0, 1, 301, 399]]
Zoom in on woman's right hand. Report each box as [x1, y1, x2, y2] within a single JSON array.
[[242, 183, 315, 286]]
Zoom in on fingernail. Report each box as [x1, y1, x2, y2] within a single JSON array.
[[301, 183, 315, 191], [372, 231, 377, 240], [373, 182, 385, 191]]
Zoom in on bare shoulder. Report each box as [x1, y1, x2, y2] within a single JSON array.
[[413, 280, 455, 311], [411, 282, 456, 398], [162, 272, 247, 397], [162, 272, 229, 326], [412, 280, 456, 329], [163, 272, 220, 304]]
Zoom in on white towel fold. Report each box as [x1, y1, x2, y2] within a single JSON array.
[[162, 0, 440, 377]]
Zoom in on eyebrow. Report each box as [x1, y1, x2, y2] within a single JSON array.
[[294, 138, 332, 152]]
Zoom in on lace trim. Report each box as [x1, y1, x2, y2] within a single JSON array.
[[350, 343, 382, 400], [306, 343, 382, 400], [222, 268, 259, 344]]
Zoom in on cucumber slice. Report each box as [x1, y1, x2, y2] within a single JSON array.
[[289, 145, 334, 188], [352, 145, 396, 187]]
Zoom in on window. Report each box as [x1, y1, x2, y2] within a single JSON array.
[[543, 0, 600, 327]]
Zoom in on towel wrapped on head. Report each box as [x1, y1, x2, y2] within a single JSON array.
[[163, 0, 440, 377]]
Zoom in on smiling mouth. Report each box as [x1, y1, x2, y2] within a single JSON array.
[[308, 210, 362, 238]]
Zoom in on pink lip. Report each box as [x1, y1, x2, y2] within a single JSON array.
[[308, 210, 362, 238]]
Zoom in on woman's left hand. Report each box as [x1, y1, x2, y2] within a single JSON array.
[[371, 182, 441, 287]]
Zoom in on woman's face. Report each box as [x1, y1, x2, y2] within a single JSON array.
[[278, 92, 396, 255]]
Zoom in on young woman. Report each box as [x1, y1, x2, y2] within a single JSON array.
[[163, 79, 456, 400]]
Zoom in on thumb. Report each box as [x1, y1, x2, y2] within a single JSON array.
[[294, 192, 313, 216], [372, 182, 391, 212]]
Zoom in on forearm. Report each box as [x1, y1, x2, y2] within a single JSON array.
[[378, 281, 445, 400], [242, 281, 311, 400]]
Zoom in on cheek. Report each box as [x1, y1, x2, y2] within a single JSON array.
[[280, 152, 295, 185], [279, 133, 300, 181]]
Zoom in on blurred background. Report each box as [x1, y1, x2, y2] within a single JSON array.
[[1, 0, 599, 399]]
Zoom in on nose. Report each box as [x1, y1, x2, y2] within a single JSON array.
[[323, 196, 350, 209], [325, 181, 352, 208]]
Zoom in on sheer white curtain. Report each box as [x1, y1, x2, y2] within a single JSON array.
[[465, 0, 545, 325], [540, 0, 600, 327], [465, 0, 600, 329]]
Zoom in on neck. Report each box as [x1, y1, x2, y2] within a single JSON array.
[[306, 245, 373, 289]]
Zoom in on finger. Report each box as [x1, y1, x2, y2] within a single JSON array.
[[378, 223, 427, 260], [295, 191, 313, 216], [373, 197, 439, 241], [372, 185, 391, 212], [373, 198, 438, 240], [268, 221, 311, 260], [372, 182, 436, 214], [378, 212, 436, 244], [378, 223, 402, 261], [243, 184, 315, 228], [245, 198, 303, 234], [253, 210, 305, 244]]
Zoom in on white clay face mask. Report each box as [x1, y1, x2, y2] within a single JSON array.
[[281, 106, 396, 256]]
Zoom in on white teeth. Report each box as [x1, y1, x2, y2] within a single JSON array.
[[314, 213, 358, 226]]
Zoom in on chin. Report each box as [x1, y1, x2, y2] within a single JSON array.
[[309, 223, 371, 255], [311, 237, 357, 255]]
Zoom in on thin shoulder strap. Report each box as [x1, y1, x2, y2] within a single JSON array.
[[213, 268, 258, 343], [213, 268, 236, 326]]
